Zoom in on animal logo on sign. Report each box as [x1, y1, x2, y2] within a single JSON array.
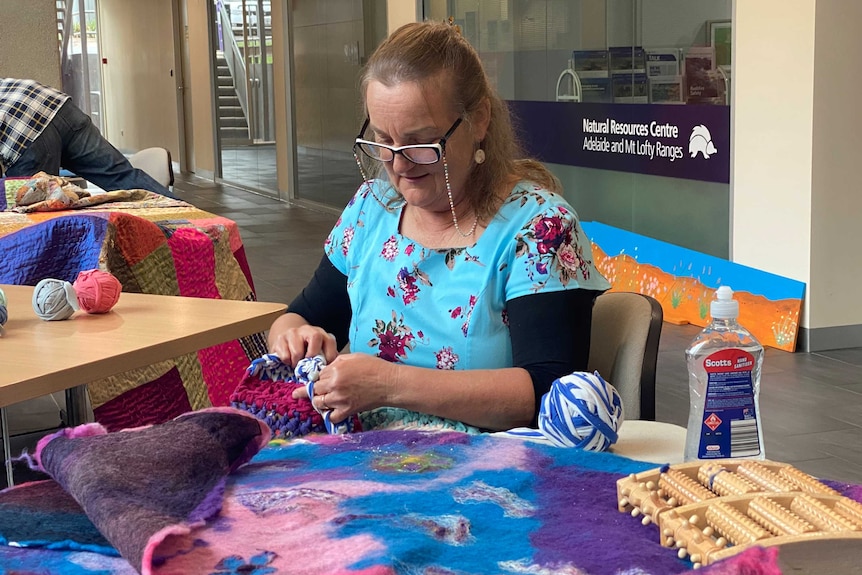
[[689, 124, 717, 159]]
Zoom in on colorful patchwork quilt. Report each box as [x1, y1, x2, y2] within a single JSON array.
[[0, 189, 268, 431], [2, 408, 859, 574]]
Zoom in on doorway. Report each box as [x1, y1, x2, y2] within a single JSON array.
[[213, 0, 278, 196], [58, 0, 103, 133], [288, 0, 387, 209]]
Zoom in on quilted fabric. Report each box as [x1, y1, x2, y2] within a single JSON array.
[[0, 199, 267, 430]]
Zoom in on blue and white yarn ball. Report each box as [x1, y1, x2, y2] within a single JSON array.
[[537, 371, 624, 452]]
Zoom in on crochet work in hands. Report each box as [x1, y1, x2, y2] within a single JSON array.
[[230, 354, 361, 438]]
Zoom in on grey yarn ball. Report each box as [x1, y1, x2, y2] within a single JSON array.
[[32, 278, 79, 321]]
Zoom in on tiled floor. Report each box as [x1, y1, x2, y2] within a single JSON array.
[[218, 144, 357, 208], [5, 174, 862, 488]]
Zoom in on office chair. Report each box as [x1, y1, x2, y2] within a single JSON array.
[[587, 292, 663, 421], [128, 147, 175, 188]]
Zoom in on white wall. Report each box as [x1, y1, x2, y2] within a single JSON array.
[[387, 0, 415, 34], [733, 0, 862, 342], [808, 1, 862, 330], [732, 0, 815, 324], [0, 0, 61, 87], [98, 0, 180, 156]]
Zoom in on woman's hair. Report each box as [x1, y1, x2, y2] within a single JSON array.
[[359, 20, 560, 220]]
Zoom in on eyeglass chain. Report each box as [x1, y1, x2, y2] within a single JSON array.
[[442, 152, 479, 238], [353, 151, 479, 238]]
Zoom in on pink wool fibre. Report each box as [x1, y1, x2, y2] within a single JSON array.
[[691, 546, 782, 575], [74, 269, 123, 313]]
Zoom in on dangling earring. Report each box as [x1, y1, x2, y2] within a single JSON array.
[[474, 148, 486, 164]]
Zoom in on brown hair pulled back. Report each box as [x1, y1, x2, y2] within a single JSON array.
[[359, 21, 560, 220]]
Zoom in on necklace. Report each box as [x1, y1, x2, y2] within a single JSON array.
[[443, 155, 479, 238]]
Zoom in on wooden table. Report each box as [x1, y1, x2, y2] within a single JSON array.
[[611, 420, 687, 463], [0, 284, 285, 485]]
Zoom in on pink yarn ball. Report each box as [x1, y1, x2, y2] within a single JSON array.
[[73, 269, 123, 313]]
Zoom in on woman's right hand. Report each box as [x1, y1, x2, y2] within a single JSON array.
[[267, 312, 340, 367]]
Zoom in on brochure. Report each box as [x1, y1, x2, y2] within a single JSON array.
[[645, 48, 682, 77], [684, 46, 722, 104], [609, 46, 646, 75], [612, 73, 648, 104], [649, 75, 684, 104], [572, 50, 609, 78], [581, 77, 612, 103]]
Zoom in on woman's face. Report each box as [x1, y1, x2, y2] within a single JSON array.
[[365, 77, 486, 214]]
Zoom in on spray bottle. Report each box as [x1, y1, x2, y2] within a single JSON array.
[[684, 286, 765, 461]]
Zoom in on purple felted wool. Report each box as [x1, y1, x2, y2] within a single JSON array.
[[32, 407, 270, 575]]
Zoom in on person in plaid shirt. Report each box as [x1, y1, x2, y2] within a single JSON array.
[[0, 78, 173, 196]]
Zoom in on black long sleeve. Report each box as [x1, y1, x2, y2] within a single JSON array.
[[508, 288, 602, 425], [286, 255, 351, 350]]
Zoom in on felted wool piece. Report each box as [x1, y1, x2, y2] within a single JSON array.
[[0, 545, 139, 575], [685, 546, 782, 575], [31, 407, 270, 574], [145, 430, 789, 575], [14, 171, 88, 207], [0, 479, 113, 553], [1, 428, 857, 574]]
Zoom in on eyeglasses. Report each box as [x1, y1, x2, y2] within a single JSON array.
[[354, 117, 462, 165]]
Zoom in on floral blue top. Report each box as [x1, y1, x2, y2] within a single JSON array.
[[324, 179, 611, 372]]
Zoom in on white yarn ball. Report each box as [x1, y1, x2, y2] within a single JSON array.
[[537, 371, 625, 451]]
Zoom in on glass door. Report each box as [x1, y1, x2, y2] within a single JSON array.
[[57, 0, 103, 133], [288, 0, 388, 209], [213, 0, 277, 195]]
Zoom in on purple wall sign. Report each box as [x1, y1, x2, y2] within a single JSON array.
[[507, 101, 730, 184]]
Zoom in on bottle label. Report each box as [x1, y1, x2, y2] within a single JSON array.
[[698, 348, 760, 459]]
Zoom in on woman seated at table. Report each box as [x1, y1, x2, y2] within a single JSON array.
[[268, 20, 610, 433]]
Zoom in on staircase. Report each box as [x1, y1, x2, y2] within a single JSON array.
[[216, 54, 250, 146]]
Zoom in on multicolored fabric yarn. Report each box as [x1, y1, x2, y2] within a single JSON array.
[[230, 354, 361, 438], [503, 371, 624, 452], [536, 371, 624, 450]]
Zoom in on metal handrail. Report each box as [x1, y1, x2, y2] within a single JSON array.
[[218, 0, 249, 122], [59, 0, 73, 60]]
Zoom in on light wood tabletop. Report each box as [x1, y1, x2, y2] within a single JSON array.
[[0, 284, 286, 408]]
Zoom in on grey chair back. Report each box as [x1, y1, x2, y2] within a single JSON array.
[[587, 292, 663, 420]]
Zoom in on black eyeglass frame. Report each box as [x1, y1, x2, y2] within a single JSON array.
[[353, 117, 463, 165]]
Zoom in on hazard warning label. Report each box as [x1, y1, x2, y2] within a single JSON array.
[[704, 413, 722, 431]]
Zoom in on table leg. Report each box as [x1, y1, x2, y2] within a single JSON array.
[[64, 385, 90, 427], [1, 406, 12, 488]]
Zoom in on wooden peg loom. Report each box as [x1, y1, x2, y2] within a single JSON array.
[[616, 459, 862, 568]]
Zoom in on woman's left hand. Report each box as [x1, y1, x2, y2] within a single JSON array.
[[292, 353, 397, 423]]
